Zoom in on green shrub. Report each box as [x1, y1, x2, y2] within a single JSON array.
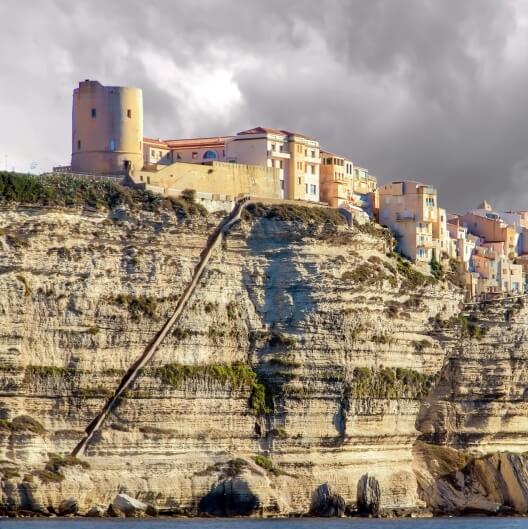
[[33, 469, 65, 483], [430, 254, 443, 281], [173, 327, 191, 341], [268, 357, 301, 368], [268, 332, 297, 348], [10, 415, 46, 435], [245, 203, 344, 225], [85, 326, 100, 335], [254, 454, 274, 471], [25, 365, 75, 379], [156, 362, 270, 415], [46, 452, 90, 473], [226, 301, 238, 320], [394, 255, 436, 291], [0, 172, 208, 218], [271, 427, 288, 439], [349, 366, 436, 399], [413, 339, 431, 352], [112, 294, 157, 320], [78, 387, 112, 399]]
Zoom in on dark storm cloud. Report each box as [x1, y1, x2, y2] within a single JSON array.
[[1, 0, 527, 211]]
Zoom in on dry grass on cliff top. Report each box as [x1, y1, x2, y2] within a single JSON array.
[[0, 172, 207, 217], [243, 202, 345, 225]]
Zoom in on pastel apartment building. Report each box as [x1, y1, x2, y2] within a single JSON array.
[[143, 127, 322, 202], [377, 181, 449, 263], [319, 152, 376, 210], [451, 201, 527, 297]]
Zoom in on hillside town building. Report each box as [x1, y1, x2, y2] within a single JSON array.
[[56, 80, 527, 298]]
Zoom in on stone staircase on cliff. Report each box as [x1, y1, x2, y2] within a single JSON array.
[[71, 196, 251, 456]]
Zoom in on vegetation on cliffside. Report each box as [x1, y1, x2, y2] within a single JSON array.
[[156, 362, 270, 415], [0, 171, 207, 217], [349, 366, 437, 399]]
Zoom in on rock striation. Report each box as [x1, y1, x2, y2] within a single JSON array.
[[0, 198, 526, 517]]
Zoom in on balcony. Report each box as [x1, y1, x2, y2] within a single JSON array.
[[396, 212, 416, 221], [267, 149, 290, 159], [417, 240, 435, 249]]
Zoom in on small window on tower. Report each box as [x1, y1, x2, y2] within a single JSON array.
[[91, 108, 96, 118], [127, 109, 132, 118], [77, 139, 81, 150]]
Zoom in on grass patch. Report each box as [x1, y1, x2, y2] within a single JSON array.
[[112, 294, 157, 320], [268, 357, 301, 369], [25, 365, 75, 379], [0, 171, 208, 218], [78, 387, 112, 399], [46, 452, 90, 472], [244, 203, 344, 225], [254, 454, 274, 471], [349, 366, 436, 399], [33, 469, 65, 483], [6, 415, 47, 435], [393, 253, 436, 291], [226, 301, 238, 321], [268, 332, 297, 348], [413, 339, 432, 352], [156, 362, 270, 415]]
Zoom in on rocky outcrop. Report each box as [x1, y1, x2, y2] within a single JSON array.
[[0, 199, 526, 517]]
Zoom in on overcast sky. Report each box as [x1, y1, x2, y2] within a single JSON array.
[[1, 0, 528, 212]]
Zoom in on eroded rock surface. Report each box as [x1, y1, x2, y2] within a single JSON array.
[[0, 202, 525, 517]]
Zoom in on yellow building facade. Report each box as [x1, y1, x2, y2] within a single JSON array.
[[132, 160, 281, 201]]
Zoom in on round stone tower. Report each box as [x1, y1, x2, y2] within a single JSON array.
[[71, 80, 143, 174]]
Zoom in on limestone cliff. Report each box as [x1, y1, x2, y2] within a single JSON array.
[[0, 187, 524, 517]]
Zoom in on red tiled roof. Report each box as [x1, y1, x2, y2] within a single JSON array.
[[164, 136, 232, 149], [237, 127, 316, 141], [143, 137, 169, 147], [237, 127, 286, 136]]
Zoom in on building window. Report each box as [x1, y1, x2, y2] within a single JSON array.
[[77, 139, 81, 150], [151, 149, 155, 156], [271, 143, 276, 151], [311, 165, 315, 174], [281, 180, 284, 190], [192, 152, 198, 159], [305, 184, 309, 193], [127, 109, 132, 118], [203, 150, 217, 160], [311, 184, 317, 194], [311, 150, 315, 157], [298, 177, 301, 185], [91, 108, 96, 118], [279, 160, 283, 169]]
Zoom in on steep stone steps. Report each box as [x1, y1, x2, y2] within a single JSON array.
[[71, 196, 251, 456]]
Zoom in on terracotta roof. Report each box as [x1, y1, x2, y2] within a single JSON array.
[[237, 127, 316, 141], [320, 150, 345, 159], [280, 130, 315, 141], [237, 127, 287, 137], [143, 137, 169, 147], [164, 136, 232, 149]]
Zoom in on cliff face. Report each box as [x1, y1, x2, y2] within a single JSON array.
[[0, 200, 523, 517]]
